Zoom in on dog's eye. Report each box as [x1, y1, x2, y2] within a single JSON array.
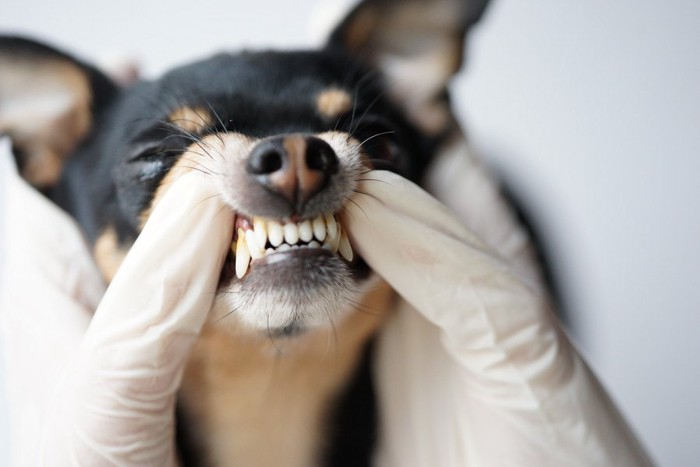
[[124, 146, 172, 181], [126, 142, 185, 182], [127, 144, 166, 162], [124, 128, 191, 180]]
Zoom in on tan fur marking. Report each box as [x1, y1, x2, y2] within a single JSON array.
[[0, 58, 92, 187], [167, 106, 213, 134], [180, 279, 395, 467], [315, 88, 352, 119], [94, 226, 130, 282]]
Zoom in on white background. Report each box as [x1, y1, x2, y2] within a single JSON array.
[[1, 1, 698, 465]]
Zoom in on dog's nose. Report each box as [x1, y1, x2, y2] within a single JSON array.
[[246, 134, 339, 211]]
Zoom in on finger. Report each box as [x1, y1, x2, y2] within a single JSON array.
[[344, 170, 546, 336], [424, 137, 536, 274], [41, 171, 232, 464]]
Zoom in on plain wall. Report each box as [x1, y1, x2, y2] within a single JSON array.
[[1, 1, 698, 465]]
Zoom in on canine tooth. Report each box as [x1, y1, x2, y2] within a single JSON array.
[[283, 222, 299, 244], [235, 229, 251, 279], [253, 217, 268, 249], [312, 215, 326, 241], [325, 213, 337, 240], [298, 220, 313, 242], [308, 240, 321, 248], [268, 221, 284, 247], [323, 228, 341, 253], [338, 231, 353, 261], [245, 230, 264, 259]]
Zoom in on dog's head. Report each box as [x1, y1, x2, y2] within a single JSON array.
[[1, 0, 488, 334]]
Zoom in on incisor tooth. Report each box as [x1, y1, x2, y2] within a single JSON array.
[[283, 222, 299, 244], [325, 213, 337, 240], [312, 215, 326, 241], [298, 220, 313, 242], [268, 221, 283, 247], [235, 229, 251, 279], [338, 231, 353, 261], [253, 217, 267, 250], [245, 229, 264, 259]]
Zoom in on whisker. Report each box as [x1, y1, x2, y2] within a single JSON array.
[[203, 99, 228, 134], [358, 130, 395, 147], [354, 174, 392, 185], [349, 91, 389, 137], [323, 305, 340, 358], [343, 195, 369, 219], [267, 313, 284, 355], [211, 305, 240, 324], [342, 295, 383, 317]]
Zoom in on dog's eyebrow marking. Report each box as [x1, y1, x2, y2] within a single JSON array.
[[315, 88, 352, 120], [167, 106, 214, 133]]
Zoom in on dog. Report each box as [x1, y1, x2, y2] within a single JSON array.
[[0, 0, 492, 465]]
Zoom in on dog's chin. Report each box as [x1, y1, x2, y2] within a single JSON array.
[[215, 245, 371, 336]]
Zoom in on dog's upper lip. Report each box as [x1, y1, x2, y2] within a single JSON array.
[[230, 212, 353, 279]]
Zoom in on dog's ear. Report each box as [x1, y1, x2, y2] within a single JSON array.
[[328, 0, 489, 134], [0, 37, 118, 188]]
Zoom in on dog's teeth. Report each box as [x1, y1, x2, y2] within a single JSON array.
[[253, 217, 268, 250], [338, 230, 353, 262], [235, 229, 251, 279], [268, 221, 284, 247], [240, 214, 347, 260], [312, 215, 326, 241], [283, 222, 300, 245], [325, 213, 337, 240], [298, 220, 313, 242], [323, 227, 341, 253], [245, 229, 264, 260]]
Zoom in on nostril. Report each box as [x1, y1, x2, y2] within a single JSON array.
[[245, 135, 339, 215], [305, 138, 339, 175], [247, 142, 285, 175]]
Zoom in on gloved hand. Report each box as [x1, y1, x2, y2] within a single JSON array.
[[0, 137, 232, 465], [342, 140, 654, 466]]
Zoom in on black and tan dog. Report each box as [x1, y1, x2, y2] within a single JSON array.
[[0, 0, 491, 465]]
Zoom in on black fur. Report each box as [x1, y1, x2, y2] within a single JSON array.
[[51, 48, 429, 247]]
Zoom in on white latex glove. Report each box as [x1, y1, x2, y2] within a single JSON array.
[[343, 140, 654, 467], [0, 137, 232, 465]]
